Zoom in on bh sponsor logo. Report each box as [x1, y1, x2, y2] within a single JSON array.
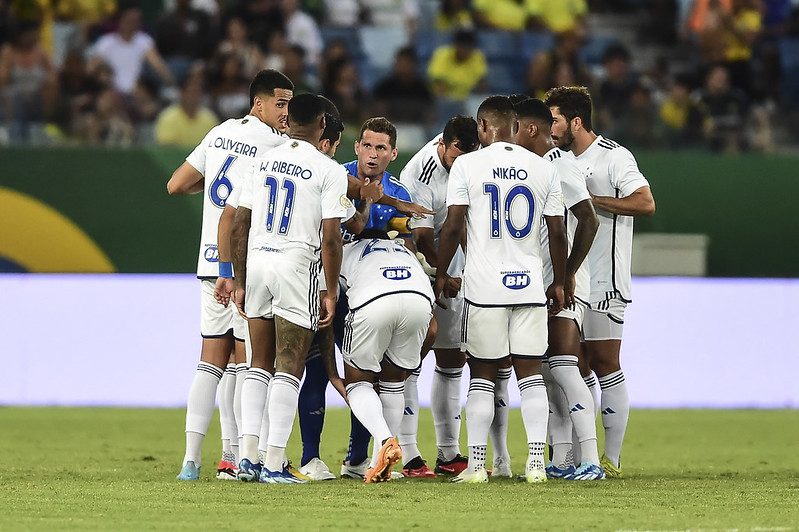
[[382, 267, 411, 280], [204, 246, 219, 262], [502, 272, 529, 289]]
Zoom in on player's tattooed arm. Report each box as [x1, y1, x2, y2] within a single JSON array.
[[230, 207, 251, 316], [166, 161, 204, 195], [317, 325, 347, 400], [589, 185, 655, 217], [565, 199, 599, 305], [434, 205, 467, 308]]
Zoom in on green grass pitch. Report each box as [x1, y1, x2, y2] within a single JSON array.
[[1, 407, 797, 531]]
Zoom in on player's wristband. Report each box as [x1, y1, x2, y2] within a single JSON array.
[[219, 262, 233, 279]]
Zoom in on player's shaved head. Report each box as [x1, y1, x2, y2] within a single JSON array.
[[508, 93, 531, 106], [318, 95, 344, 143], [544, 86, 594, 132], [288, 93, 325, 127], [514, 97, 553, 126], [477, 95, 517, 124], [249, 69, 294, 106]]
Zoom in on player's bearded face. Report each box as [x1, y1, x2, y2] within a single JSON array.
[[550, 108, 575, 151], [355, 130, 397, 179], [440, 141, 466, 172], [258, 88, 293, 132]]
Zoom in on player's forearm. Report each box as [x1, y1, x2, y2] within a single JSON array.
[[435, 222, 460, 281], [547, 219, 568, 286], [591, 187, 655, 217], [413, 229, 438, 268], [566, 202, 599, 277], [321, 224, 343, 300], [217, 206, 235, 263], [231, 208, 251, 289], [351, 198, 372, 232]]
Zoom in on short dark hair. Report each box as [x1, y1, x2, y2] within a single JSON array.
[[318, 95, 344, 142], [544, 86, 594, 132], [396, 45, 417, 62], [359, 117, 397, 149], [454, 29, 476, 46], [248, 69, 294, 107], [514, 97, 553, 124], [442, 115, 479, 152], [602, 43, 631, 64], [354, 228, 390, 241], [288, 93, 325, 128], [477, 95, 517, 123], [508, 93, 531, 106]]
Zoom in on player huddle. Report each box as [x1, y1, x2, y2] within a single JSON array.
[[168, 68, 655, 485]]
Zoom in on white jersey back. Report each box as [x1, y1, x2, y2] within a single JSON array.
[[238, 139, 348, 260], [339, 238, 435, 310], [447, 141, 563, 306], [186, 116, 287, 277], [540, 148, 591, 304], [575, 135, 650, 302], [399, 135, 465, 276]]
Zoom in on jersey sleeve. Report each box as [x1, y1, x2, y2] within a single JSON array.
[[609, 147, 650, 198], [555, 158, 590, 209], [542, 166, 565, 217], [237, 163, 256, 210], [400, 157, 435, 230], [446, 158, 470, 207], [321, 164, 349, 220], [226, 161, 253, 209], [185, 134, 208, 174]]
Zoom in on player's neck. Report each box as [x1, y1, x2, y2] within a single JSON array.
[[572, 131, 597, 157]]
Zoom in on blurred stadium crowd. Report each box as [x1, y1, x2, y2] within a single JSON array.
[[1, 0, 798, 152]]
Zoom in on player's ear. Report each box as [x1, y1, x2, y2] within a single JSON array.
[[529, 122, 537, 137], [573, 116, 582, 131], [354, 140, 360, 154], [390, 147, 398, 161]]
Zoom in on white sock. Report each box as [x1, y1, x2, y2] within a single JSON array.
[[233, 363, 247, 457], [347, 381, 391, 468], [465, 378, 494, 472], [183, 362, 223, 466], [257, 382, 273, 459], [598, 370, 629, 468], [518, 374, 548, 451], [219, 364, 236, 463], [584, 372, 600, 418], [549, 355, 599, 465], [527, 442, 546, 471], [239, 368, 270, 463], [265, 372, 301, 453], [431, 365, 463, 462], [264, 445, 287, 473], [376, 380, 405, 467], [544, 364, 574, 468], [398, 369, 421, 463], [489, 367, 511, 464]]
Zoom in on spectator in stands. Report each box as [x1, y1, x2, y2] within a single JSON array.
[[130, 77, 161, 125], [596, 44, 638, 140], [282, 44, 319, 94], [215, 16, 265, 79], [51, 0, 117, 67], [659, 73, 713, 148], [527, 0, 588, 37], [80, 86, 135, 146], [0, 21, 58, 141], [360, 0, 420, 39], [472, 0, 529, 30], [525, 29, 592, 99], [373, 46, 433, 124], [154, 68, 217, 147], [49, 48, 99, 138], [221, 0, 285, 54], [427, 29, 487, 101], [322, 0, 362, 27], [155, 0, 217, 83], [90, 8, 175, 97], [281, 0, 323, 68], [323, 56, 371, 126], [262, 28, 289, 72], [720, 0, 763, 99], [319, 38, 352, 97], [436, 0, 473, 31], [622, 82, 662, 149], [207, 52, 250, 119], [697, 63, 750, 151]]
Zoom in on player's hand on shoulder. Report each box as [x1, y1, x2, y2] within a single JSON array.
[[546, 283, 565, 317], [360, 177, 383, 203]]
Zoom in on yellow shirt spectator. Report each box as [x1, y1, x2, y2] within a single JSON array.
[[724, 8, 761, 62], [155, 104, 218, 147], [525, 0, 587, 33], [427, 44, 487, 100], [472, 0, 527, 31]]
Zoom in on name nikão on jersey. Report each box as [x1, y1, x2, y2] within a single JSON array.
[[492, 167, 528, 180], [209, 137, 258, 156]]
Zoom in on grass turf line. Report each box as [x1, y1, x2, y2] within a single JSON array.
[[0, 407, 797, 531]]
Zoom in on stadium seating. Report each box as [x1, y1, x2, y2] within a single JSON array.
[[779, 37, 799, 109]]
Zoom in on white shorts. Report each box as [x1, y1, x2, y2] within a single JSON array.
[[245, 250, 320, 330], [462, 302, 548, 360], [583, 295, 627, 341], [552, 298, 587, 328], [432, 291, 463, 350], [342, 293, 432, 373], [200, 279, 237, 338]]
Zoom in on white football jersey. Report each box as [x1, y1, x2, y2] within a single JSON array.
[[399, 135, 465, 276], [575, 135, 650, 302], [540, 148, 591, 304], [186, 116, 287, 277], [339, 238, 435, 310], [447, 141, 563, 306], [238, 139, 349, 260]]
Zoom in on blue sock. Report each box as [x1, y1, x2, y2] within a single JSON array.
[[346, 411, 372, 465], [299, 345, 328, 467]]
